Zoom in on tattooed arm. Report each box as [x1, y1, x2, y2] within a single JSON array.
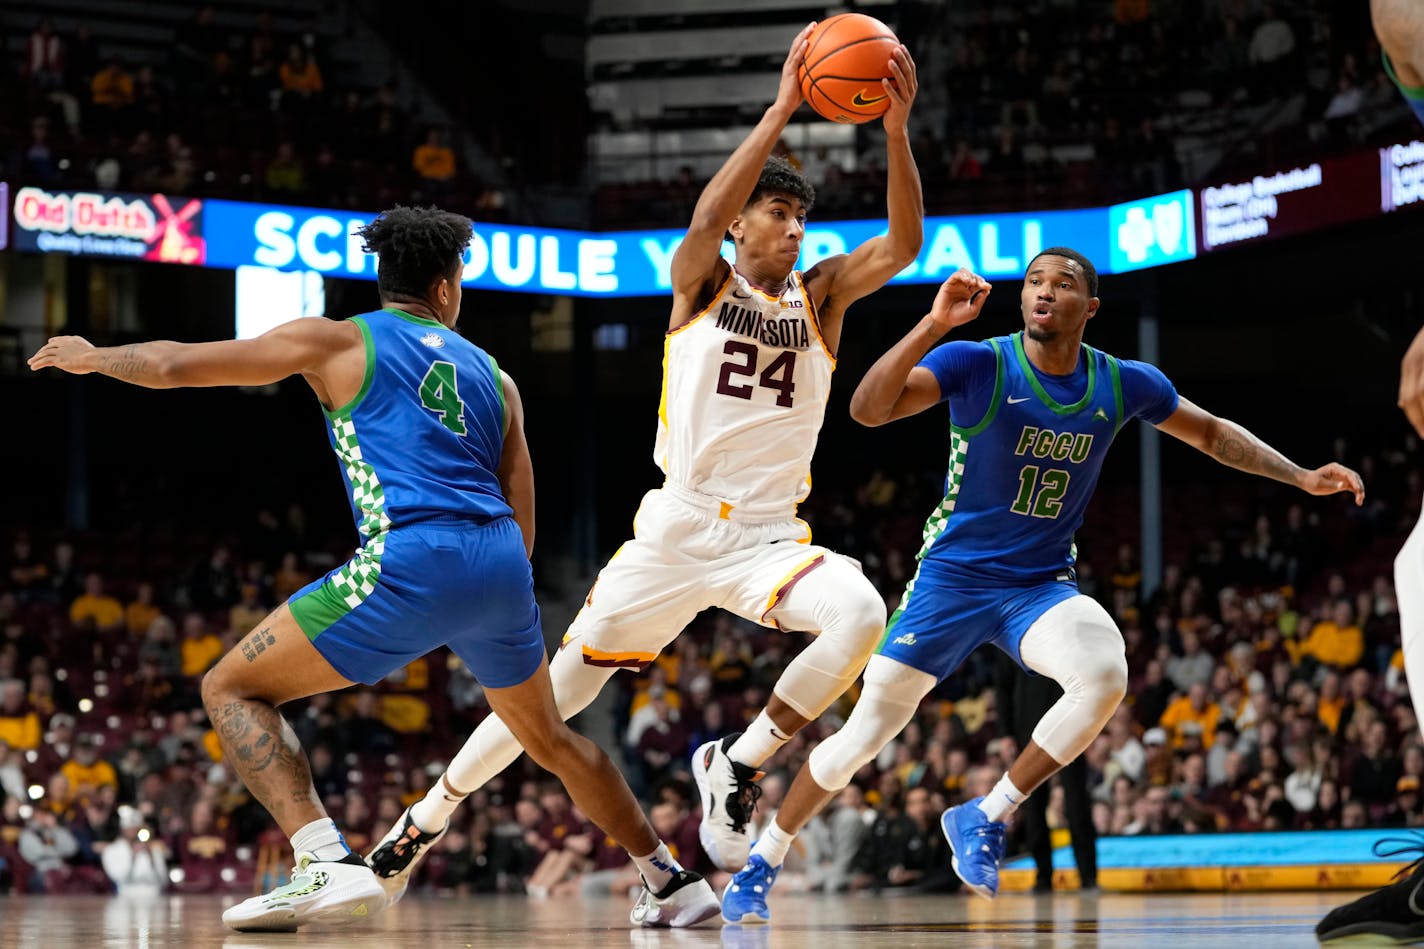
[[1155, 396, 1365, 504], [27, 318, 360, 392]]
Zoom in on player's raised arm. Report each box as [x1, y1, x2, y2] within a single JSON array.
[[1154, 397, 1366, 505], [850, 269, 990, 426], [668, 23, 814, 301], [805, 45, 924, 310], [27, 318, 359, 391], [495, 370, 535, 559]]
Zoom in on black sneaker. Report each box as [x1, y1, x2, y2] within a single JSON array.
[[1317, 837, 1424, 944], [364, 805, 447, 905]]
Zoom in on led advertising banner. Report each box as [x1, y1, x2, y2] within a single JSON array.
[[1381, 139, 1424, 213], [11, 187, 206, 264], [1196, 151, 1382, 253], [199, 198, 1169, 297]]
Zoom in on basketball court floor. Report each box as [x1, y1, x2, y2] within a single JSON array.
[[0, 890, 1356, 948]]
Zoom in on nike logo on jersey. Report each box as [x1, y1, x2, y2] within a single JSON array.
[[851, 89, 889, 107], [893, 632, 918, 646], [731, 288, 754, 300], [1007, 395, 1030, 404]]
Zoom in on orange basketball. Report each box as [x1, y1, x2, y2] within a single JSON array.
[[798, 14, 900, 124]]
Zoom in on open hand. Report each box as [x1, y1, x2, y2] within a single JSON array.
[[28, 336, 96, 375], [1300, 462, 1365, 506], [774, 22, 816, 116], [881, 45, 918, 134], [928, 269, 991, 332]]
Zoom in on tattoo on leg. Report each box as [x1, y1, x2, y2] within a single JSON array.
[[208, 696, 321, 824], [240, 627, 278, 663]]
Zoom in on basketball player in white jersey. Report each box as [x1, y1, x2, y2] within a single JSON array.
[[1317, 5, 1424, 940], [363, 22, 925, 913]]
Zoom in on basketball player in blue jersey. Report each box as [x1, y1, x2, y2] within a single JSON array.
[[365, 24, 924, 905], [714, 250, 1364, 922], [27, 206, 717, 932], [1317, 3, 1424, 942]]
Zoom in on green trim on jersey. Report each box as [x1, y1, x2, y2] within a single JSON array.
[[489, 355, 508, 436], [1107, 353, 1124, 432], [384, 306, 447, 329], [950, 338, 1005, 437], [1384, 51, 1424, 100], [324, 316, 376, 419], [1013, 332, 1096, 416], [289, 532, 386, 641]]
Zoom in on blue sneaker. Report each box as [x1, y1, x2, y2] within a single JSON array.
[[941, 796, 1007, 900], [721, 854, 779, 925]]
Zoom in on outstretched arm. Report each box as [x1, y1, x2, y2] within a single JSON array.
[[668, 23, 814, 300], [849, 269, 990, 426], [496, 371, 536, 558], [1154, 397, 1365, 504], [27, 318, 357, 389], [809, 46, 924, 308]]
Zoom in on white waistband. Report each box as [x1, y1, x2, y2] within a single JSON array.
[[659, 482, 799, 524]]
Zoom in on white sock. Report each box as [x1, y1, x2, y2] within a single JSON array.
[[410, 774, 467, 834], [632, 842, 682, 893], [979, 774, 1026, 823], [750, 819, 795, 869], [290, 817, 350, 862], [727, 711, 792, 768]]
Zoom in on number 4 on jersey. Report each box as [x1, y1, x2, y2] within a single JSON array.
[[420, 361, 467, 435]]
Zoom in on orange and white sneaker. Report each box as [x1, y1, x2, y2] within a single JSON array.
[[222, 852, 386, 932]]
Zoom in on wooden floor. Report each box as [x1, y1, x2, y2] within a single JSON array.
[[0, 890, 1356, 948]]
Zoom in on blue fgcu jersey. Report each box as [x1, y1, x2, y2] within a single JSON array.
[[913, 331, 1179, 583], [321, 307, 512, 543]]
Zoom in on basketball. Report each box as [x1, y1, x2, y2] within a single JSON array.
[[798, 13, 901, 124]]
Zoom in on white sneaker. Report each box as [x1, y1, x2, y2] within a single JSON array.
[[222, 852, 386, 932], [629, 870, 721, 928], [365, 804, 447, 905], [691, 734, 763, 872]]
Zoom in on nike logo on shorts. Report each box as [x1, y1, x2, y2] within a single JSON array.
[[1007, 396, 1030, 404]]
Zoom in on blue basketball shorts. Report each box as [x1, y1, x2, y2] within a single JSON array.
[[874, 561, 1079, 682], [288, 517, 545, 689]]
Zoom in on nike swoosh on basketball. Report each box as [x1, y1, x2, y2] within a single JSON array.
[[851, 90, 889, 107], [1007, 395, 1030, 404]]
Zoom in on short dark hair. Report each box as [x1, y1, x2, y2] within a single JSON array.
[[356, 205, 473, 299], [1029, 246, 1099, 296], [747, 156, 815, 212]]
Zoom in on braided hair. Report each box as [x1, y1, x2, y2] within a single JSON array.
[[356, 206, 473, 299]]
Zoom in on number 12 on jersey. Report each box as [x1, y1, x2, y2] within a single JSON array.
[[420, 360, 467, 435], [1011, 464, 1070, 518]]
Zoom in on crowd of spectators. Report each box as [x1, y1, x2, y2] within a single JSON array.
[[4, 8, 509, 217], [0, 425, 1418, 899], [593, 0, 1416, 226]]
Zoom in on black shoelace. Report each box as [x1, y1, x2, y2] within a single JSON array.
[[1374, 834, 1424, 882]]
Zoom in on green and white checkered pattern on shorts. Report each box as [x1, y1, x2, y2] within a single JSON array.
[[330, 414, 391, 606], [884, 430, 970, 634]]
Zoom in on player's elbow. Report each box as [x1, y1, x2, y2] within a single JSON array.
[[848, 390, 889, 427]]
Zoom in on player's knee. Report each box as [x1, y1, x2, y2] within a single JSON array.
[[1075, 648, 1128, 709], [824, 581, 888, 663]]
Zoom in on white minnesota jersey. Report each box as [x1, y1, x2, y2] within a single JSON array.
[[655, 267, 836, 515]]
